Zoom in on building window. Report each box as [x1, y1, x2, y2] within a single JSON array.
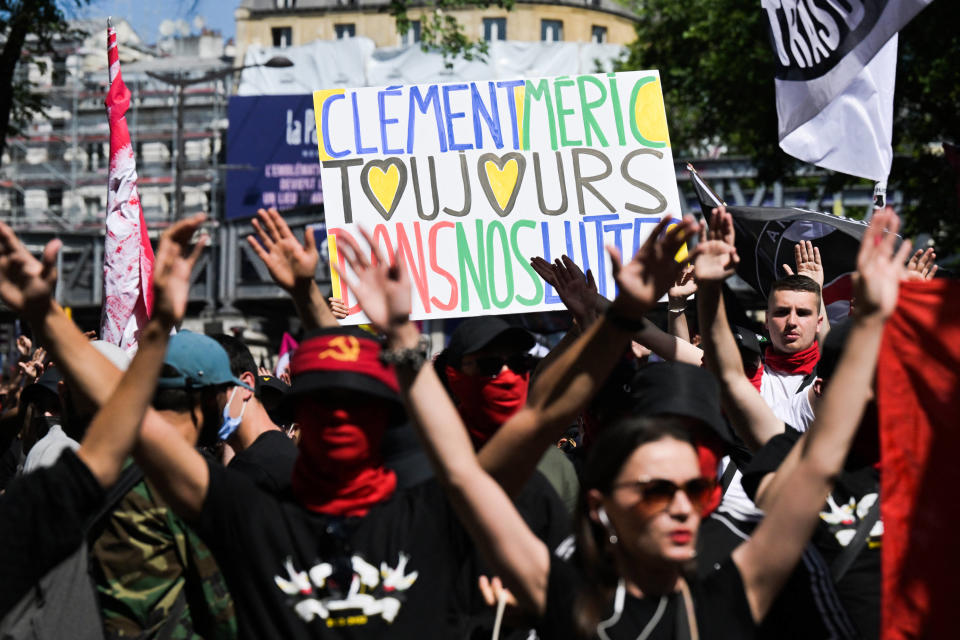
[[84, 196, 101, 218], [335, 24, 356, 39], [591, 25, 607, 43], [48, 188, 63, 215], [272, 26, 292, 48], [275, 0, 295, 7], [541, 20, 563, 42], [483, 18, 506, 42], [52, 55, 68, 86], [401, 20, 421, 45]]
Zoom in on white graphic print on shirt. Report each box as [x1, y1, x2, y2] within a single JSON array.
[[274, 553, 419, 627]]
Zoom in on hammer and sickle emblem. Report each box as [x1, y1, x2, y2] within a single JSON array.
[[317, 336, 361, 362]]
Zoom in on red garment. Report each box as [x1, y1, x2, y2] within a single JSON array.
[[445, 366, 528, 447], [763, 341, 820, 376], [291, 399, 397, 518], [877, 279, 960, 640], [746, 361, 764, 391]]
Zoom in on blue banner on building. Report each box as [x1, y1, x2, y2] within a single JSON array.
[[226, 94, 323, 220]]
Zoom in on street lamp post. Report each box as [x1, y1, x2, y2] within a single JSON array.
[[146, 56, 292, 220]]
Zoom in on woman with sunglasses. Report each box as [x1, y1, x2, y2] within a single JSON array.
[[336, 209, 908, 638]]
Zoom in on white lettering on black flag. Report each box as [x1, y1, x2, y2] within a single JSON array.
[[762, 0, 934, 181]]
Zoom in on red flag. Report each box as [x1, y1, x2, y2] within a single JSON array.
[[101, 19, 154, 351], [274, 332, 299, 377], [878, 279, 960, 640]]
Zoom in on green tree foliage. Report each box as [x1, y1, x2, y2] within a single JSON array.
[[390, 0, 514, 66], [617, 0, 960, 253], [0, 0, 88, 167]]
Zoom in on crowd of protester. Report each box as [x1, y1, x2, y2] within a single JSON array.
[[0, 202, 944, 639]]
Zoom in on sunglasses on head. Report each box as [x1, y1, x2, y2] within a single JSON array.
[[612, 476, 716, 514], [471, 353, 537, 377]]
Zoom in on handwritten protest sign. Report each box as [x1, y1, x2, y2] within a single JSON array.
[[314, 71, 682, 323]]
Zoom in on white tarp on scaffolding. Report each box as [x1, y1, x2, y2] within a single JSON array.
[[237, 37, 626, 94]]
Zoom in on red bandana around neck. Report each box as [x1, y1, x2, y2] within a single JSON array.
[[292, 399, 396, 518], [763, 341, 820, 377], [445, 365, 529, 448]]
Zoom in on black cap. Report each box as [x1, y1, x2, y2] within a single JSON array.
[[732, 325, 762, 355], [444, 317, 535, 368], [624, 361, 737, 447], [20, 366, 62, 409]]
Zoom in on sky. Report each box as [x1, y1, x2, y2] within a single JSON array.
[[75, 0, 238, 44]]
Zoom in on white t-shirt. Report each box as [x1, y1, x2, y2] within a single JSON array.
[[760, 366, 817, 428], [716, 456, 765, 522], [22, 424, 80, 474]]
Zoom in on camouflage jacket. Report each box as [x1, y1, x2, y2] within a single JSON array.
[[91, 474, 236, 640]]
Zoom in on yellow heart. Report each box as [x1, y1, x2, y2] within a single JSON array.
[[484, 159, 519, 212], [368, 165, 401, 213]]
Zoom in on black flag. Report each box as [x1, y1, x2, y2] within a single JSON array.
[[688, 164, 870, 321]]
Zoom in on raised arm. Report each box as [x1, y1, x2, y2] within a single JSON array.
[[335, 228, 551, 615], [733, 207, 911, 623], [783, 240, 830, 346], [667, 265, 697, 343], [480, 217, 703, 495], [696, 207, 784, 451], [77, 216, 204, 487], [246, 207, 339, 330]]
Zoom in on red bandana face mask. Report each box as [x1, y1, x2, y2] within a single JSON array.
[[764, 341, 820, 377], [291, 398, 396, 517], [445, 365, 529, 448]]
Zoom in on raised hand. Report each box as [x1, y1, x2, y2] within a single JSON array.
[[328, 296, 349, 320], [853, 207, 912, 319], [16, 335, 31, 359], [0, 222, 61, 319], [609, 215, 701, 318], [904, 247, 938, 281], [332, 228, 411, 336], [782, 240, 823, 286], [669, 264, 698, 300], [18, 346, 46, 383], [551, 255, 599, 327], [529, 257, 558, 288], [693, 207, 740, 282], [152, 213, 207, 326], [246, 208, 318, 292]]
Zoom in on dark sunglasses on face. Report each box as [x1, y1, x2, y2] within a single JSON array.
[[612, 476, 717, 514], [472, 353, 537, 377]]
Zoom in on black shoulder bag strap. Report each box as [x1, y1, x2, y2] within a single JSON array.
[[830, 498, 881, 583], [796, 365, 818, 394], [719, 460, 738, 496]]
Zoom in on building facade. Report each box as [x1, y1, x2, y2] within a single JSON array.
[[235, 0, 639, 61], [0, 19, 231, 231]]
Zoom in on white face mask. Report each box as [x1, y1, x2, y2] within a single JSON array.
[[218, 386, 248, 441]]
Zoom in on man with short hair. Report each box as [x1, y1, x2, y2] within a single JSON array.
[[209, 333, 298, 495]]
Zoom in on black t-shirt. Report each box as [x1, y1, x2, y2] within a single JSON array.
[[198, 460, 472, 640], [539, 551, 756, 640], [228, 429, 298, 496], [741, 427, 881, 639], [0, 449, 104, 613]]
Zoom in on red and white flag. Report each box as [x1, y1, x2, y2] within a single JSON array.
[[102, 19, 154, 351]]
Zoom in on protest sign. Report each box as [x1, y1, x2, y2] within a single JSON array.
[[314, 71, 682, 322], [226, 94, 324, 219]]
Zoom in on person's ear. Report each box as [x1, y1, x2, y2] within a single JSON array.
[[813, 378, 823, 398], [586, 489, 605, 525], [240, 371, 256, 401]]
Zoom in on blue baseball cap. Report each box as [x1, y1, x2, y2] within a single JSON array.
[[157, 330, 252, 391]]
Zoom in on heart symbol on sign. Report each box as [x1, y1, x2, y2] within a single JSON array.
[[478, 152, 525, 217], [361, 159, 407, 221]]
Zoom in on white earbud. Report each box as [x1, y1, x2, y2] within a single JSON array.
[[597, 506, 618, 545]]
